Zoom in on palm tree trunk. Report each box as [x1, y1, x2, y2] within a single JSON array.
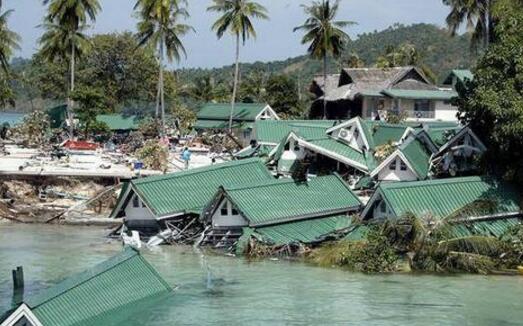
[[68, 42, 75, 139], [229, 33, 240, 132], [322, 53, 327, 120], [159, 32, 166, 135]]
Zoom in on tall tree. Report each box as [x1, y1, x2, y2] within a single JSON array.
[[207, 0, 268, 131], [294, 0, 354, 119], [443, 0, 494, 50], [0, 1, 20, 75], [455, 0, 523, 185], [0, 1, 21, 107], [135, 0, 193, 133], [41, 0, 100, 137]]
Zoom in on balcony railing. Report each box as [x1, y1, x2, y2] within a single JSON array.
[[403, 110, 435, 119]]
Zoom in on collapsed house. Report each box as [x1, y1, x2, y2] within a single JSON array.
[[234, 119, 339, 159], [200, 174, 362, 250], [309, 66, 458, 120], [0, 247, 172, 326], [110, 158, 275, 236], [194, 103, 280, 146], [267, 117, 485, 186], [361, 176, 522, 237], [96, 113, 142, 134]]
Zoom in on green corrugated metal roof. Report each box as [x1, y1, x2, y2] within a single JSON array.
[[251, 214, 352, 245], [377, 176, 521, 219], [222, 174, 361, 226], [194, 119, 253, 130], [358, 119, 410, 150], [400, 137, 432, 178], [426, 126, 462, 147], [196, 103, 267, 121], [307, 138, 370, 169], [344, 224, 371, 241], [255, 119, 338, 144], [25, 247, 171, 326], [132, 158, 274, 217], [382, 89, 458, 100], [444, 69, 474, 85], [96, 114, 141, 131], [449, 217, 521, 238]]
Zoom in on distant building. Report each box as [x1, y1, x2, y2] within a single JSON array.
[[194, 103, 279, 146], [442, 69, 474, 91], [96, 114, 142, 133], [309, 66, 458, 121]]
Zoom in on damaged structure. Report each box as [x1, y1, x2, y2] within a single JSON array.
[[361, 176, 522, 237], [200, 174, 362, 250], [0, 247, 172, 326], [110, 158, 275, 237], [309, 66, 458, 120], [194, 103, 280, 146]]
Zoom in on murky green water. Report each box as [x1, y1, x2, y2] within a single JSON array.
[[1, 224, 523, 325]]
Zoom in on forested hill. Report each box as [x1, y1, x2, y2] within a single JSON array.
[[178, 23, 475, 85]]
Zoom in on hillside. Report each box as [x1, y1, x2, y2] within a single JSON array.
[[177, 23, 475, 86]]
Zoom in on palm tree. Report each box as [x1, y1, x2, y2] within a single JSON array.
[[0, 1, 21, 75], [443, 0, 493, 50], [294, 0, 354, 120], [135, 0, 193, 133], [207, 0, 268, 132], [41, 0, 101, 137]]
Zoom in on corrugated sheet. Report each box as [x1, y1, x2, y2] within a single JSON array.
[[361, 120, 410, 149], [379, 176, 521, 219], [193, 119, 253, 130], [382, 89, 458, 100], [307, 138, 368, 168], [449, 218, 521, 238], [196, 103, 266, 121], [96, 114, 141, 131], [400, 137, 432, 178], [223, 174, 361, 226], [253, 215, 352, 245], [254, 119, 337, 144], [27, 247, 171, 326], [133, 158, 274, 217]]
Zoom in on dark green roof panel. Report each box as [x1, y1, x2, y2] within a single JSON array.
[[197, 103, 268, 121]]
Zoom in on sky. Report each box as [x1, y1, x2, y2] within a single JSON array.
[[6, 0, 452, 69]]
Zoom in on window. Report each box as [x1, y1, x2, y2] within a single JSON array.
[[284, 142, 290, 151], [220, 203, 228, 216], [132, 195, 140, 208], [353, 128, 359, 142], [400, 160, 407, 171], [379, 201, 387, 213], [389, 158, 397, 170], [231, 207, 239, 215], [294, 143, 301, 151], [414, 100, 431, 112]]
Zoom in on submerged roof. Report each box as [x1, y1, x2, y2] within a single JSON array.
[[220, 174, 361, 227], [249, 214, 352, 245], [197, 103, 268, 121], [23, 247, 171, 326], [132, 158, 274, 217], [371, 176, 521, 219], [254, 119, 338, 144], [96, 114, 141, 131]]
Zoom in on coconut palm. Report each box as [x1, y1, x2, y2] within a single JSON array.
[[294, 0, 354, 120], [0, 1, 20, 75], [135, 0, 193, 133], [207, 0, 269, 132], [41, 0, 101, 137], [443, 0, 493, 50]]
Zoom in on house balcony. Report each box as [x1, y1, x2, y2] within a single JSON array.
[[402, 110, 435, 120]]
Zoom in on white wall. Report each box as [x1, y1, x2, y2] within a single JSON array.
[[434, 101, 459, 121], [212, 199, 249, 229], [124, 193, 155, 221], [377, 156, 418, 182], [278, 138, 306, 173]]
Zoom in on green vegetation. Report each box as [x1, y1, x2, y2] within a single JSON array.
[[0, 1, 20, 106], [135, 139, 169, 171], [207, 0, 269, 131], [455, 0, 523, 185]]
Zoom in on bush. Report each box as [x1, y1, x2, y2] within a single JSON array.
[[13, 110, 51, 147]]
